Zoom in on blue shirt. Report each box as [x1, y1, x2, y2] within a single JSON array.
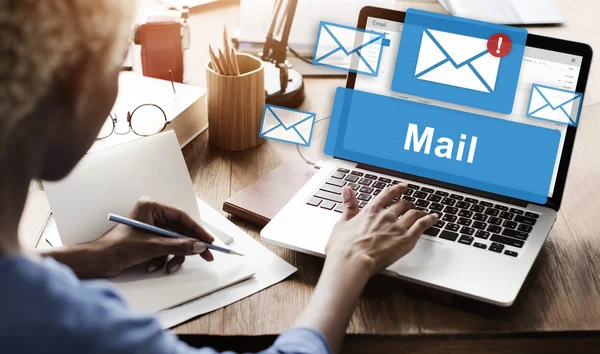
[[0, 255, 331, 354]]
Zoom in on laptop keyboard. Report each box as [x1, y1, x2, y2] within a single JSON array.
[[306, 168, 541, 258]]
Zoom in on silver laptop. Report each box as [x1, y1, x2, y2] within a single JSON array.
[[261, 7, 592, 306]]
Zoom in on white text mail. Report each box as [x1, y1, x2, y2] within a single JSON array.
[[403, 123, 478, 163]]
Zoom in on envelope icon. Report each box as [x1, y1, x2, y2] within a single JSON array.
[[259, 105, 316, 146], [312, 21, 387, 76], [527, 84, 583, 126], [415, 29, 500, 93]]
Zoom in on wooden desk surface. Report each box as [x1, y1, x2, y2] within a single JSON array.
[[139, 0, 600, 350]]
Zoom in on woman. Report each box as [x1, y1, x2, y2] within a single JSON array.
[[0, 1, 437, 353]]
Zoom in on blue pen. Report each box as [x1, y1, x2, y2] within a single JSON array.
[[108, 213, 244, 257]]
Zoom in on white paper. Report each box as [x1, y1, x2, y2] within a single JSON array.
[[40, 127, 295, 328], [43, 131, 232, 246], [40, 197, 297, 328], [157, 198, 297, 329], [40, 212, 255, 314], [112, 244, 255, 313]]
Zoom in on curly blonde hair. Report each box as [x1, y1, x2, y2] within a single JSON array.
[[0, 0, 134, 147]]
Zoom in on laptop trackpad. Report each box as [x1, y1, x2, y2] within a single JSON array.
[[388, 238, 452, 277]]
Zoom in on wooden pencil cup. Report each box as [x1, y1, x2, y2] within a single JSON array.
[[206, 53, 265, 151]]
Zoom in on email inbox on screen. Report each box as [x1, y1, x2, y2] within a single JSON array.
[[392, 9, 528, 114]]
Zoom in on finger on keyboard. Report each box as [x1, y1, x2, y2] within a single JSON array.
[[370, 184, 408, 210]]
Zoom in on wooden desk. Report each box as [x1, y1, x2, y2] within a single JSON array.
[[141, 0, 600, 352]]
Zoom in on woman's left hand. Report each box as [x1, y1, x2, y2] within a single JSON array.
[[45, 197, 215, 279]]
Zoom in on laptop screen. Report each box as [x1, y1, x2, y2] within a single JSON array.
[[343, 17, 582, 200]]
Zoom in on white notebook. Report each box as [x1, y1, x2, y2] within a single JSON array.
[[444, 0, 564, 25], [44, 131, 232, 245], [43, 131, 252, 312]]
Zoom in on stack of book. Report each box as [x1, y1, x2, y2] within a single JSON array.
[[89, 72, 207, 153]]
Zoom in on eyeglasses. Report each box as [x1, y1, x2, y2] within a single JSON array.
[[97, 104, 169, 140]]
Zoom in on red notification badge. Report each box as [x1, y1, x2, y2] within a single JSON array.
[[487, 34, 512, 58]]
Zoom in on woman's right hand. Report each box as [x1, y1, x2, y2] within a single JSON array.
[[295, 184, 438, 353], [325, 183, 438, 276]]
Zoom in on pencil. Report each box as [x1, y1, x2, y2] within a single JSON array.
[[209, 45, 225, 75], [208, 50, 218, 74], [223, 25, 231, 62], [108, 213, 245, 257], [225, 52, 235, 76], [223, 25, 238, 76], [218, 49, 231, 76], [231, 48, 240, 76]]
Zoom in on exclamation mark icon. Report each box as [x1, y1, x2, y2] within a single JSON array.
[[487, 33, 512, 58]]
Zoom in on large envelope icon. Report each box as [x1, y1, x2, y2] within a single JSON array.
[[259, 105, 316, 146], [526, 84, 583, 126], [312, 21, 387, 76], [415, 29, 500, 93]]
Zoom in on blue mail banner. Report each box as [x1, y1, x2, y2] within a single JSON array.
[[392, 9, 527, 114], [312, 21, 388, 76], [325, 88, 561, 204]]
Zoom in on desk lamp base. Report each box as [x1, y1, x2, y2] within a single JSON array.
[[264, 62, 305, 108]]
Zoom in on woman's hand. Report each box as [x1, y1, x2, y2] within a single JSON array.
[[44, 197, 215, 279], [326, 183, 438, 276], [95, 197, 215, 277], [295, 183, 437, 353]]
